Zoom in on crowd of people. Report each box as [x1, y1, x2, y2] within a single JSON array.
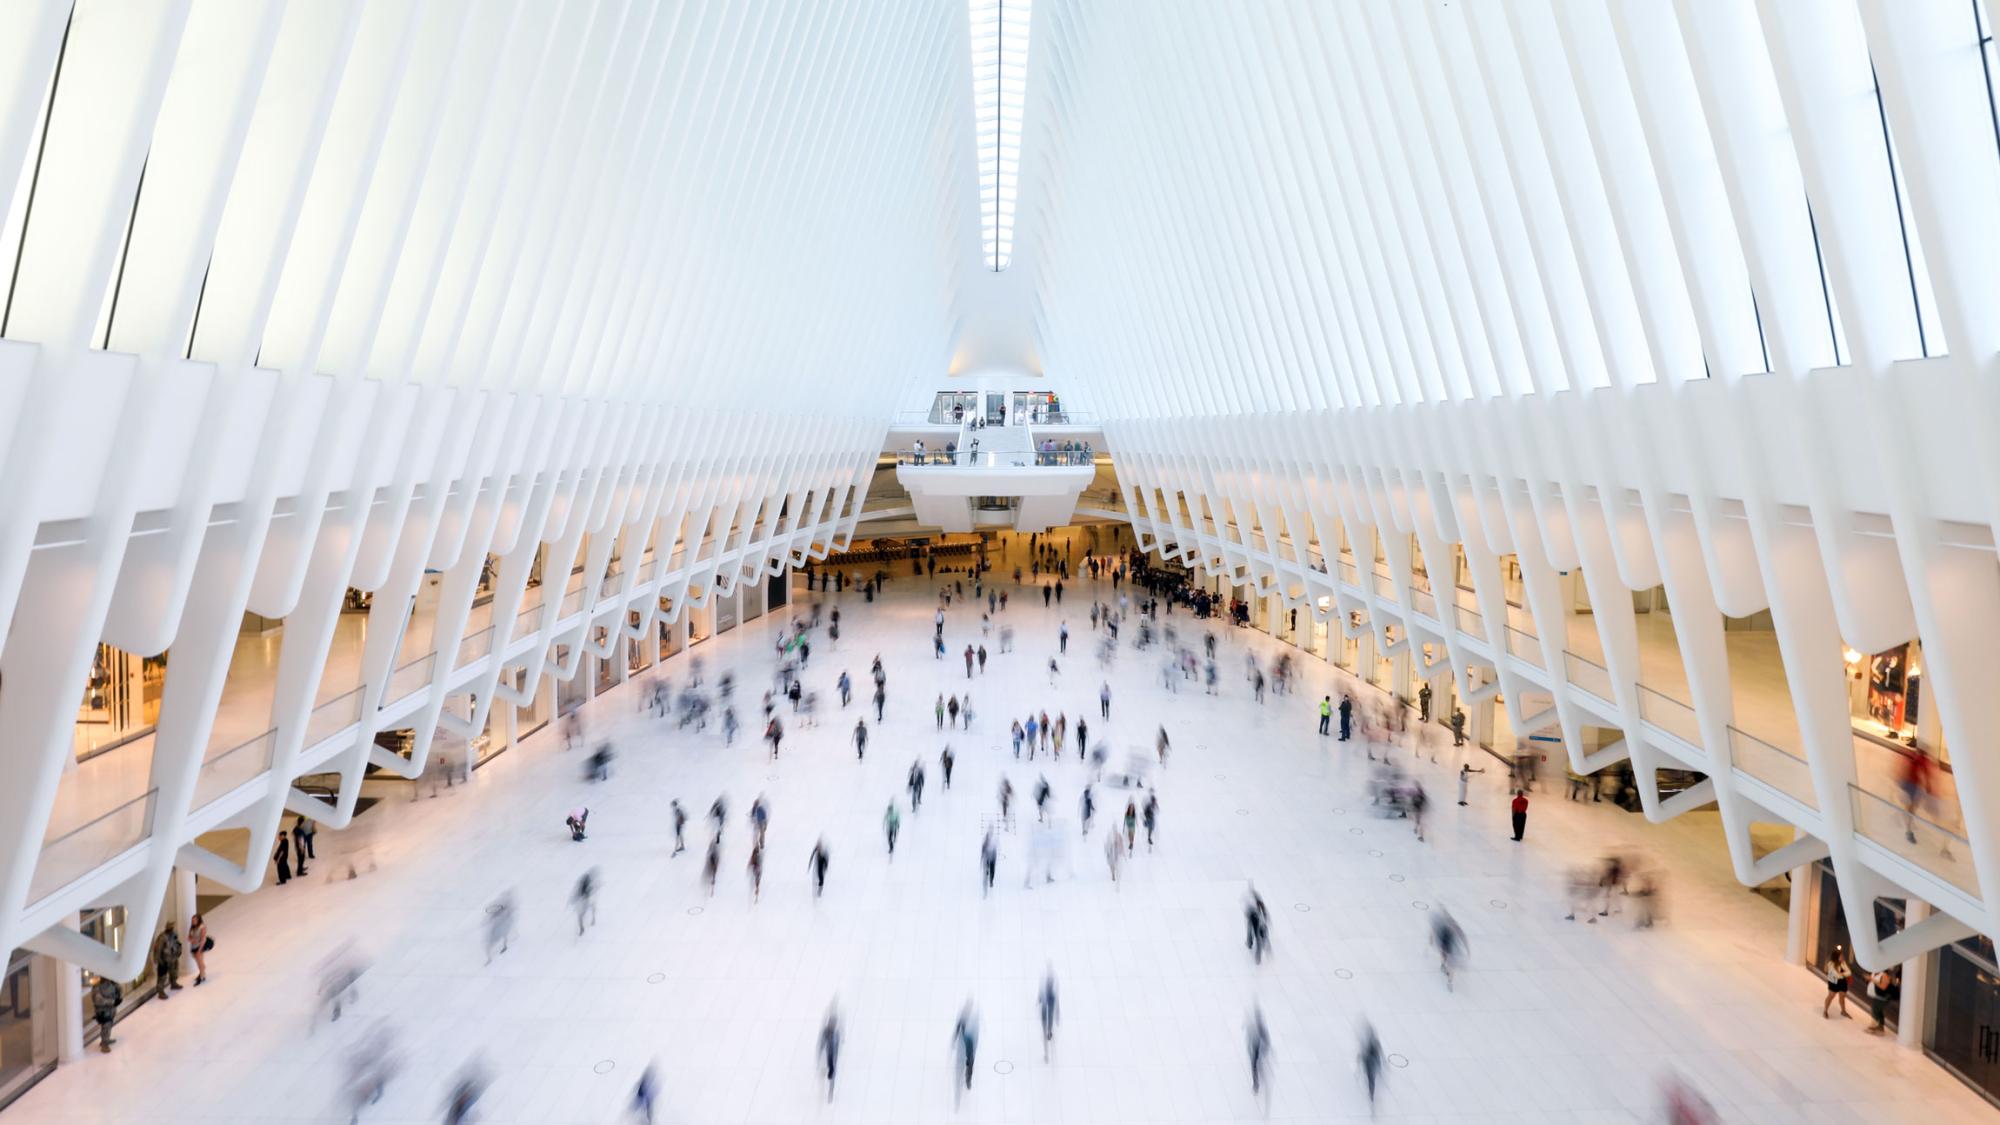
[[108, 526, 1770, 1124]]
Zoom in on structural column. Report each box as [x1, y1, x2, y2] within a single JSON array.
[[1900, 900, 1933, 1051]]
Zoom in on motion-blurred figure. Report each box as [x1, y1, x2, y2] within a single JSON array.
[[1038, 970, 1060, 1061], [343, 1020, 399, 1123], [483, 891, 516, 965], [1245, 885, 1271, 964], [952, 1001, 980, 1107], [1660, 1071, 1717, 1124], [818, 1003, 842, 1102], [629, 1061, 658, 1123], [807, 838, 831, 898], [1431, 907, 1467, 990], [702, 836, 720, 897], [1245, 1006, 1272, 1106], [317, 942, 367, 1026], [670, 800, 687, 856], [981, 830, 999, 895], [441, 1057, 489, 1124], [1357, 1021, 1384, 1112], [573, 869, 599, 936]]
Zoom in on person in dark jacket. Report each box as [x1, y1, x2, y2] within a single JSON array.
[[151, 923, 184, 999], [274, 833, 293, 884], [91, 977, 122, 1052]]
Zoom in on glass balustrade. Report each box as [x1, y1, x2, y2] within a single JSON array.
[[1409, 588, 1437, 619], [1849, 784, 1978, 896], [1456, 605, 1484, 637], [1337, 558, 1359, 586], [1726, 725, 1816, 809], [1504, 626, 1543, 667], [1637, 685, 1702, 748], [192, 730, 277, 810], [894, 448, 1096, 467], [305, 687, 364, 748], [1562, 650, 1614, 701], [29, 790, 156, 905], [382, 653, 436, 707], [456, 626, 495, 667]]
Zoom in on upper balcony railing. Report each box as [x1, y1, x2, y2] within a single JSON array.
[[894, 448, 1096, 468]]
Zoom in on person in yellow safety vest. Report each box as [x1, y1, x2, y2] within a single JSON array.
[[1318, 695, 1332, 736]]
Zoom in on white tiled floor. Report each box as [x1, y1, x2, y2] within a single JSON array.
[[11, 556, 1993, 1123]]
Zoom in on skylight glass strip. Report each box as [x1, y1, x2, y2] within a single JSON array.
[[970, 0, 1031, 270]]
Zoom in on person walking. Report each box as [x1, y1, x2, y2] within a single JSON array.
[[748, 838, 765, 902], [1038, 971, 1060, 1062], [808, 838, 831, 899], [630, 1063, 659, 1124], [1245, 1006, 1272, 1103], [483, 893, 515, 964], [1319, 695, 1332, 736], [1142, 793, 1158, 850], [1123, 799, 1138, 851], [837, 670, 851, 707], [977, 645, 987, 673], [1080, 785, 1096, 836], [908, 760, 926, 812], [936, 694, 946, 729], [999, 777, 1014, 827], [671, 800, 687, 855], [1245, 885, 1271, 964], [1510, 790, 1529, 842], [1059, 622, 1069, 654], [764, 715, 784, 759], [702, 837, 720, 897], [91, 976, 122, 1053], [1358, 1022, 1385, 1110], [941, 745, 955, 789], [1100, 682, 1111, 719], [952, 1003, 980, 1106], [273, 832, 293, 885], [188, 913, 211, 985], [884, 802, 901, 858], [1035, 775, 1052, 823], [981, 830, 999, 895], [1076, 717, 1088, 759], [1432, 907, 1467, 990], [853, 718, 869, 760], [1457, 763, 1483, 806], [948, 695, 960, 727], [151, 923, 184, 999], [573, 870, 599, 935], [818, 1005, 843, 1102]]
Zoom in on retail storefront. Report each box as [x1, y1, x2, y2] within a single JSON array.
[[0, 949, 55, 1109], [72, 644, 166, 762]]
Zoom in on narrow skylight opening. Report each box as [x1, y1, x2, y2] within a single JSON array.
[[970, 0, 1031, 271]]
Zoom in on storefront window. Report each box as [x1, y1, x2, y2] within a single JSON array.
[[73, 644, 166, 762], [512, 668, 550, 742], [1009, 390, 1064, 423], [1931, 936, 2000, 1105], [0, 949, 54, 1109]]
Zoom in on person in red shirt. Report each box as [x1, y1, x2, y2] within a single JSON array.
[[1510, 791, 1529, 842]]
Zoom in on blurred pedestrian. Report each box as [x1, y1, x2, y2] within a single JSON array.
[[483, 892, 515, 964], [952, 1002, 980, 1106], [629, 1062, 658, 1123], [1039, 970, 1060, 1061], [1358, 1022, 1384, 1110], [982, 830, 999, 895], [808, 838, 830, 898], [1246, 1006, 1272, 1103], [670, 800, 687, 855], [1510, 790, 1529, 841], [573, 869, 598, 935], [819, 1004, 842, 1102], [885, 802, 901, 857]]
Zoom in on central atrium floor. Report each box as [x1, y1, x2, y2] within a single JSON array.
[[10, 560, 1991, 1123]]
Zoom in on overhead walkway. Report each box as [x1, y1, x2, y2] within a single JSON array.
[[1114, 485, 1985, 974]]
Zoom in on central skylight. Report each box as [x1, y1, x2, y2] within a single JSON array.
[[970, 0, 1031, 271]]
